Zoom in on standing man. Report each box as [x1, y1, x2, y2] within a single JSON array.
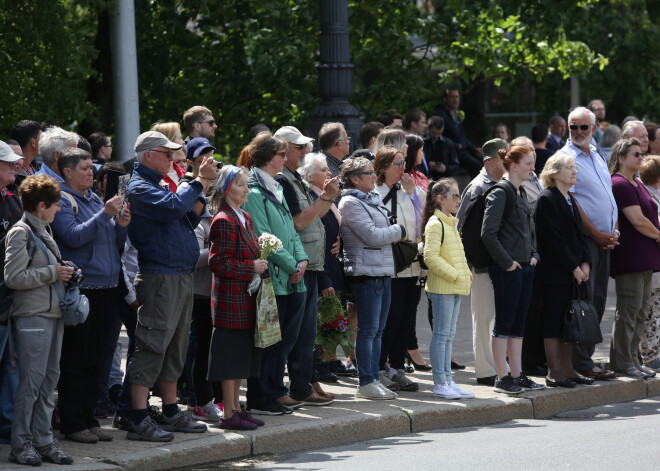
[[621, 120, 649, 154], [126, 131, 217, 441], [0, 141, 24, 445], [34, 127, 78, 184], [318, 122, 350, 178], [423, 116, 460, 179], [456, 138, 508, 386], [563, 106, 618, 380], [403, 110, 428, 136], [10, 120, 42, 186], [273, 126, 341, 406], [546, 116, 567, 154], [182, 106, 218, 142], [431, 89, 483, 177], [588, 99, 609, 144]]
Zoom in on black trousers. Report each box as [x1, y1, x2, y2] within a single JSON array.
[[380, 278, 421, 370], [59, 287, 120, 434], [191, 296, 221, 405]]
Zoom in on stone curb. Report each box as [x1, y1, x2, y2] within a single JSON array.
[[4, 378, 657, 471], [105, 378, 658, 471]]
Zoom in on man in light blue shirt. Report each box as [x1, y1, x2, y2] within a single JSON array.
[[34, 127, 78, 184], [564, 106, 619, 380]]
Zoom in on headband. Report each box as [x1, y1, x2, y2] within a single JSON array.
[[215, 164, 242, 195]]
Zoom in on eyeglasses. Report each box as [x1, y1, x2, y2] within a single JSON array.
[[290, 144, 305, 150], [391, 161, 405, 168], [357, 170, 376, 176], [150, 149, 174, 159], [197, 119, 216, 126], [275, 150, 287, 157], [569, 124, 591, 131], [336, 137, 352, 144]]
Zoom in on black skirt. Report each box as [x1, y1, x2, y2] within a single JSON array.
[[540, 283, 573, 339], [207, 327, 261, 381]]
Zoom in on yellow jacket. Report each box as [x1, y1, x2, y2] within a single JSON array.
[[424, 209, 472, 295]]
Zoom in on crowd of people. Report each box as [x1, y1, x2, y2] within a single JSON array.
[[1, 95, 660, 465]]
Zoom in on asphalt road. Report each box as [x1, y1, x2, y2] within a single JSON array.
[[198, 398, 660, 471]]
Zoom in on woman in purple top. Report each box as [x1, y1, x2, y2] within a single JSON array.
[[608, 138, 660, 378]]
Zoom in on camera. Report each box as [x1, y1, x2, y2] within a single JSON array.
[[63, 261, 84, 289], [338, 180, 345, 189], [216, 161, 224, 169]]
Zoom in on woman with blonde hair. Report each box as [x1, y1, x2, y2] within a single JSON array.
[[535, 152, 593, 387], [151, 121, 187, 187]]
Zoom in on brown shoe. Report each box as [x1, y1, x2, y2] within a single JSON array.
[[578, 368, 616, 380], [312, 382, 336, 400], [65, 429, 98, 443], [277, 395, 303, 410], [89, 426, 113, 441], [300, 391, 333, 406]]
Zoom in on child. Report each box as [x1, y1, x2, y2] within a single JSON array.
[[423, 179, 474, 399]]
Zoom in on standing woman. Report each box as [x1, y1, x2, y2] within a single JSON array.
[[608, 138, 660, 377], [241, 133, 309, 415], [404, 134, 429, 191], [51, 148, 131, 443], [339, 157, 406, 400], [535, 153, 593, 388], [4, 175, 74, 466], [375, 146, 425, 392], [481, 146, 544, 394], [422, 178, 474, 399], [208, 165, 268, 430], [638, 155, 660, 369]]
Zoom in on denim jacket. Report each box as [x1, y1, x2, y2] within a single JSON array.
[[127, 163, 203, 275]]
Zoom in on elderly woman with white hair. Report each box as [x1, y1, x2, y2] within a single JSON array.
[[535, 152, 593, 388]]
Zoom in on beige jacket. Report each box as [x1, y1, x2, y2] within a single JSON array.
[[4, 212, 62, 318]]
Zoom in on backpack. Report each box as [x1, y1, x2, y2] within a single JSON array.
[[0, 223, 37, 324], [459, 182, 515, 269]]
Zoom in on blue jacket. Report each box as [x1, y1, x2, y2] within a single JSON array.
[[127, 163, 203, 275], [51, 183, 127, 288]]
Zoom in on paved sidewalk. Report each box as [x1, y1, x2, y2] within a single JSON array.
[[2, 279, 651, 471]]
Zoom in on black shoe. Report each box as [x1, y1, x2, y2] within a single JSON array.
[[513, 374, 546, 391], [493, 374, 523, 394], [566, 374, 595, 385], [476, 375, 497, 386], [405, 353, 432, 371], [316, 361, 339, 383], [246, 401, 291, 416], [109, 384, 122, 404], [112, 412, 131, 431], [451, 361, 466, 370], [545, 376, 576, 388]]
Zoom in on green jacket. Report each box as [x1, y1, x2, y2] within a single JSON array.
[[242, 168, 308, 295]]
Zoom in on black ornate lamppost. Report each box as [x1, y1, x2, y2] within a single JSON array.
[[304, 0, 363, 150]]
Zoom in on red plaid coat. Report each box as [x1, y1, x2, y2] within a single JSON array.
[[209, 203, 260, 329]]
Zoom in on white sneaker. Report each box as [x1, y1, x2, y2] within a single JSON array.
[[432, 382, 461, 399], [192, 401, 222, 422], [449, 381, 475, 399], [356, 381, 394, 400], [376, 382, 398, 399]]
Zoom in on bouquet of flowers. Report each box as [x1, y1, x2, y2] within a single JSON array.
[[315, 293, 355, 361], [258, 232, 283, 260]]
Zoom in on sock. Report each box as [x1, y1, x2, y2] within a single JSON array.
[[131, 408, 148, 425], [162, 402, 179, 418]]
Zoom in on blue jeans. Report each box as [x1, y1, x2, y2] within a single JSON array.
[[428, 293, 461, 385], [352, 277, 391, 386], [489, 262, 535, 338]]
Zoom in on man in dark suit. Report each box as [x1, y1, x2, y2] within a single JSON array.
[[431, 89, 483, 177], [423, 116, 459, 179], [546, 116, 567, 154], [532, 123, 554, 174]]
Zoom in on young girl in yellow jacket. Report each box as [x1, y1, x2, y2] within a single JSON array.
[[423, 178, 474, 399]]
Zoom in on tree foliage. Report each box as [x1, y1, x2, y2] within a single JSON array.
[[2, 0, 657, 160]]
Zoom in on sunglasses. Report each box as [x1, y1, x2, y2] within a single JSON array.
[[197, 119, 216, 126], [569, 124, 591, 131], [357, 170, 376, 176], [630, 151, 643, 158], [150, 149, 174, 159], [290, 144, 305, 150]]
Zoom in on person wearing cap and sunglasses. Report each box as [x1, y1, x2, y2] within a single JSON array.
[[124, 131, 218, 442], [561, 106, 618, 381], [273, 125, 341, 407]]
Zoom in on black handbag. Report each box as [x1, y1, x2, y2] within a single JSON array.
[[383, 184, 417, 273], [562, 281, 603, 345]]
